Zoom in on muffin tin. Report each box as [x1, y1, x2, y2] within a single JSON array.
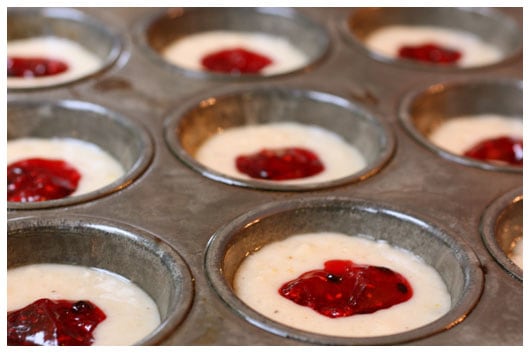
[[399, 78, 522, 172], [7, 215, 194, 345], [343, 7, 522, 71], [480, 187, 523, 281], [205, 197, 484, 345], [164, 85, 395, 190], [7, 99, 153, 210], [7, 7, 523, 345], [7, 7, 122, 89], [134, 7, 329, 79]]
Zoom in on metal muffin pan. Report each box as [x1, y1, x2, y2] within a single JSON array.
[[398, 78, 522, 172], [205, 197, 483, 345], [7, 215, 194, 345], [480, 187, 523, 281], [7, 99, 154, 210], [343, 7, 523, 71], [164, 85, 395, 191], [7, 7, 122, 90], [134, 7, 330, 79], [6, 7, 522, 345]]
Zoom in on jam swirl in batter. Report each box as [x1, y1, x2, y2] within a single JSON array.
[[8, 298, 106, 346], [236, 147, 325, 180], [463, 136, 523, 166], [8, 56, 69, 77], [279, 259, 413, 318], [7, 158, 81, 202], [398, 43, 462, 64], [201, 47, 273, 74]]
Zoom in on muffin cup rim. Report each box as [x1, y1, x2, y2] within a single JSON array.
[[132, 7, 331, 81], [340, 7, 523, 72], [7, 7, 124, 91], [163, 84, 396, 191], [397, 77, 523, 173], [7, 213, 195, 346], [7, 98, 155, 210], [479, 186, 523, 281], [204, 196, 484, 345]]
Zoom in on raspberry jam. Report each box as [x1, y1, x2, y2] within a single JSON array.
[[463, 136, 523, 166], [201, 47, 273, 74], [235, 147, 325, 180], [7, 158, 81, 202], [8, 56, 69, 77], [279, 259, 413, 318], [8, 298, 106, 346], [398, 43, 462, 64]]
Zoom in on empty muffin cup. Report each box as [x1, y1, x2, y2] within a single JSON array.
[[7, 7, 122, 89], [164, 86, 394, 190], [204, 197, 483, 344], [480, 187, 523, 281], [398, 78, 522, 172], [343, 7, 522, 70], [134, 7, 329, 79], [7, 99, 154, 209], [7, 215, 194, 345]]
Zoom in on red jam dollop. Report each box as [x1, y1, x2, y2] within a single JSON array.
[[463, 136, 523, 166], [235, 147, 325, 181], [201, 47, 273, 74], [398, 43, 462, 64], [7, 158, 81, 202], [8, 298, 106, 346], [279, 259, 413, 318], [8, 56, 69, 78]]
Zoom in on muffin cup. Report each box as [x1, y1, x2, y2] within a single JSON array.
[[7, 99, 154, 210], [7, 215, 194, 345], [164, 85, 395, 191], [398, 78, 522, 172], [133, 7, 329, 79], [204, 197, 484, 345], [7, 7, 122, 90], [480, 187, 523, 281], [342, 7, 522, 71]]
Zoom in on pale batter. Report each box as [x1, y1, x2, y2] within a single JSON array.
[[162, 30, 308, 75], [364, 26, 502, 67], [428, 114, 522, 156], [195, 122, 366, 184], [8, 263, 161, 345], [7, 36, 102, 88], [234, 232, 451, 337], [8, 137, 124, 198]]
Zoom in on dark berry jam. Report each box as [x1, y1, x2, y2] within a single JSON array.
[[201, 47, 273, 74], [235, 147, 325, 181], [8, 56, 69, 77], [7, 298, 106, 346], [7, 158, 81, 202], [398, 43, 462, 64], [279, 259, 413, 318], [463, 136, 523, 166]]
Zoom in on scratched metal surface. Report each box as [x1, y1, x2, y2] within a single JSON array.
[[7, 7, 523, 345]]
